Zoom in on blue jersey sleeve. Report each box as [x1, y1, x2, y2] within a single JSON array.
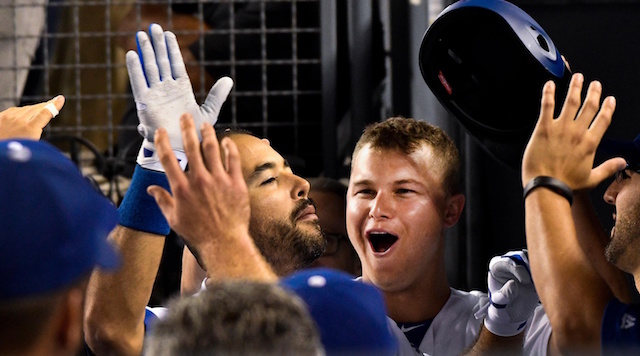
[[602, 298, 640, 355]]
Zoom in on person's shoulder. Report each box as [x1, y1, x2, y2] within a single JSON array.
[[449, 287, 488, 304]]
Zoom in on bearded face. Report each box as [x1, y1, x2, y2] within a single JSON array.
[[249, 198, 325, 276], [605, 199, 640, 272]]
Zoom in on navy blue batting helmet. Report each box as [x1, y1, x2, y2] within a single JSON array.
[[419, 0, 571, 169]]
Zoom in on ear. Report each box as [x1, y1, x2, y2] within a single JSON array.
[[443, 193, 465, 228]]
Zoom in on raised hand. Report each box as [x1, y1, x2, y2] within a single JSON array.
[[126, 23, 233, 171], [522, 73, 624, 191], [0, 96, 65, 140]]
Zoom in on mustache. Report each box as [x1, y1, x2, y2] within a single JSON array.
[[290, 198, 316, 222]]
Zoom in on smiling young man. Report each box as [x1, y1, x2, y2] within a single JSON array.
[[346, 117, 551, 355]]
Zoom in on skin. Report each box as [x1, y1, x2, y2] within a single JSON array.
[[604, 173, 640, 283], [180, 133, 325, 290], [0, 95, 65, 140], [522, 73, 630, 354], [233, 134, 325, 276], [347, 144, 465, 322], [309, 189, 361, 276]]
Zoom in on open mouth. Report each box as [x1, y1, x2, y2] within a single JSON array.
[[368, 232, 398, 253]]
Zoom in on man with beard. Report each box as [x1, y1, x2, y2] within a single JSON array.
[[84, 25, 324, 355], [522, 72, 636, 354]]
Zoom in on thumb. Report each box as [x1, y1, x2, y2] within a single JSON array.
[[201, 76, 234, 124], [492, 280, 519, 305], [589, 157, 627, 188], [147, 185, 175, 221]]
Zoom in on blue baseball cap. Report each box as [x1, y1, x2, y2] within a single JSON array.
[[0, 139, 119, 300], [598, 133, 640, 167], [281, 268, 397, 356]]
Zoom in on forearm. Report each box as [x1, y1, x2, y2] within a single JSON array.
[[180, 246, 207, 296], [525, 189, 605, 353], [462, 325, 524, 355], [84, 226, 165, 355]]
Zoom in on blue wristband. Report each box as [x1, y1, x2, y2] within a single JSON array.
[[118, 165, 171, 236]]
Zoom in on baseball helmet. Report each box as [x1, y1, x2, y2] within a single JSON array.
[[419, 0, 571, 170]]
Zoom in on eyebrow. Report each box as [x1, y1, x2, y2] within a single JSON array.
[[351, 179, 420, 186], [247, 159, 290, 185]]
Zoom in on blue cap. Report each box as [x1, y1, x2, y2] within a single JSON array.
[[281, 268, 397, 355], [599, 133, 640, 167], [0, 139, 119, 300]]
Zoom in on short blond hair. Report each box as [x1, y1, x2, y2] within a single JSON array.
[[352, 117, 460, 195]]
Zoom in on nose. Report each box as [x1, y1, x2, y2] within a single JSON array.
[[603, 181, 620, 205], [290, 174, 310, 199], [370, 191, 392, 220]]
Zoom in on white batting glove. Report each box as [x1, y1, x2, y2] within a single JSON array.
[[126, 23, 233, 172], [475, 250, 539, 337]]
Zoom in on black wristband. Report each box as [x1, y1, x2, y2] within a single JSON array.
[[522, 176, 573, 206]]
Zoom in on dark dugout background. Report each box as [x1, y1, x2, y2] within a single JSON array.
[[426, 0, 640, 291]]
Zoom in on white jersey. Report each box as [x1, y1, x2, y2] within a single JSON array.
[[389, 288, 551, 356]]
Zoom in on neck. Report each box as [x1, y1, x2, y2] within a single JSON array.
[[383, 268, 451, 323]]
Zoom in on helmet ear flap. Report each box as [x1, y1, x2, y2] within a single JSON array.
[[419, 0, 571, 171]]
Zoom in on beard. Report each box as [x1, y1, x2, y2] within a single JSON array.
[[249, 199, 326, 276], [605, 200, 640, 271]]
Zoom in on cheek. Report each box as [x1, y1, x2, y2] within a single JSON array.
[[346, 201, 364, 230]]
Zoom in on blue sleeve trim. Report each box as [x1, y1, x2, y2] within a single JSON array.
[[118, 165, 171, 236]]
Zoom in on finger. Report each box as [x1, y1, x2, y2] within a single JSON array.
[[149, 24, 171, 82], [535, 80, 556, 129], [223, 137, 243, 179], [493, 280, 518, 305], [200, 76, 234, 123], [147, 185, 176, 223], [155, 127, 186, 188], [557, 73, 585, 123], [165, 31, 187, 80], [575, 81, 602, 129], [589, 96, 617, 140], [136, 30, 160, 86], [180, 113, 205, 173], [561, 55, 571, 71], [223, 137, 244, 183], [126, 50, 149, 96], [200, 122, 224, 174], [31, 95, 65, 128], [590, 157, 627, 188]]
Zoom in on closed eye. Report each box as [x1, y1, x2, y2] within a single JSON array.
[[261, 177, 276, 186], [355, 189, 375, 196], [396, 188, 414, 194]]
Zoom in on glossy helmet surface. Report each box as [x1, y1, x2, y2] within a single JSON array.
[[419, 0, 571, 169]]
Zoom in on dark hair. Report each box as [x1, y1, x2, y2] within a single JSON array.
[[215, 126, 255, 141], [352, 117, 461, 195]]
